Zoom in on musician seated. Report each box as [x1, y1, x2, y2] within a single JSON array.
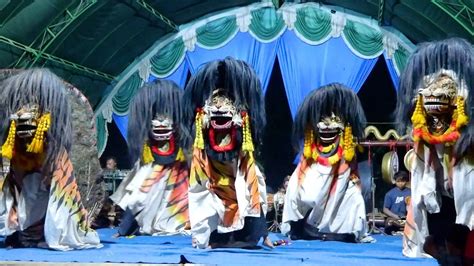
[[105, 156, 118, 171], [266, 175, 290, 231], [383, 171, 411, 235], [273, 175, 290, 214], [93, 157, 122, 229], [0, 159, 9, 180]]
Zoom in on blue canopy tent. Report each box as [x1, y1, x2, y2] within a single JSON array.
[[95, 2, 413, 156]]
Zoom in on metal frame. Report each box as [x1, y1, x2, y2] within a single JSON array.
[[377, 0, 385, 25], [0, 36, 113, 81], [135, 0, 178, 31], [432, 0, 473, 35], [13, 0, 98, 68]]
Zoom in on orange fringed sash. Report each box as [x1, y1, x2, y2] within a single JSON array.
[[139, 161, 189, 226], [190, 149, 261, 228]]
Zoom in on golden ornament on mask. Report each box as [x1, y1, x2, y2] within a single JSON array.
[[303, 128, 313, 159], [343, 125, 355, 162], [455, 96, 468, 128], [26, 113, 50, 154], [1, 120, 16, 159], [305, 125, 355, 165], [193, 111, 204, 150], [142, 143, 154, 164], [411, 95, 468, 145], [176, 148, 186, 162], [242, 113, 254, 153], [411, 95, 426, 130]]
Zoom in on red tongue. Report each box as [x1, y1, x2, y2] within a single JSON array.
[[151, 135, 175, 156], [208, 127, 236, 152]]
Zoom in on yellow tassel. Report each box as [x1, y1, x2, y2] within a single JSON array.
[[455, 96, 468, 128], [343, 125, 355, 162], [303, 128, 313, 159], [142, 143, 154, 164], [176, 148, 186, 162], [411, 95, 426, 129], [193, 111, 204, 150], [242, 113, 254, 153], [1, 120, 16, 159], [312, 146, 318, 161], [27, 113, 50, 154]]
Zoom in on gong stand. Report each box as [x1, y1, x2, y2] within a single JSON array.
[[359, 140, 413, 235], [267, 199, 282, 233]]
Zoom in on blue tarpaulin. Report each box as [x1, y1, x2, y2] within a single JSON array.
[[0, 229, 436, 265]]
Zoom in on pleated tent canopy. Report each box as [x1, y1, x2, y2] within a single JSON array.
[[95, 2, 416, 155], [0, 0, 472, 156]]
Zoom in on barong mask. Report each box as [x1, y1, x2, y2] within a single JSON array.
[[2, 104, 51, 159], [185, 57, 265, 162], [127, 80, 189, 166], [150, 114, 175, 156], [202, 91, 242, 153], [304, 113, 354, 166], [317, 113, 344, 145], [10, 104, 41, 139], [296, 83, 366, 166], [411, 70, 468, 145], [395, 38, 473, 155]]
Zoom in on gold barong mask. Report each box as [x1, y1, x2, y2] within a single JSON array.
[[1, 104, 51, 159], [411, 70, 468, 144], [202, 91, 242, 152], [303, 113, 355, 165]]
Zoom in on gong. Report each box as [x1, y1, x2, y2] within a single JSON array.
[[381, 151, 399, 184], [404, 149, 415, 172]]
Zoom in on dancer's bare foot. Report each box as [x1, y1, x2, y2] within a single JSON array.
[[112, 233, 120, 238], [263, 236, 274, 248]]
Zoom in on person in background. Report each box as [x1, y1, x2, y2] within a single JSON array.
[[383, 171, 411, 235], [273, 175, 290, 214], [0, 159, 9, 178], [105, 157, 118, 171], [94, 156, 121, 229], [267, 175, 290, 232]]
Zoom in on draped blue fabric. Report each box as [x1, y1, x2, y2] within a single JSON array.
[[383, 52, 400, 91], [112, 113, 129, 141], [112, 32, 402, 149], [113, 61, 190, 142], [277, 30, 378, 119], [185, 32, 278, 93]]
